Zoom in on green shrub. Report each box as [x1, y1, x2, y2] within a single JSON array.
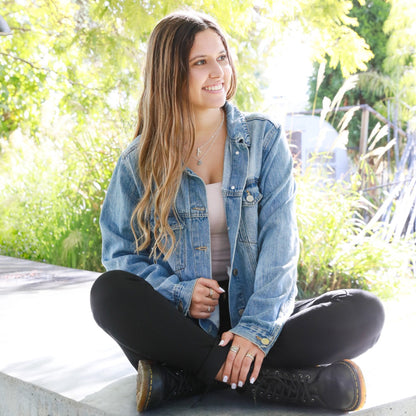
[[296, 166, 414, 299], [1, 126, 413, 297], [0, 128, 124, 271]]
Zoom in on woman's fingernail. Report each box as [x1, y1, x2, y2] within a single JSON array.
[[223, 376, 228, 383], [219, 287, 226, 293], [219, 340, 225, 346], [231, 383, 237, 390], [238, 381, 243, 388], [250, 377, 256, 384]]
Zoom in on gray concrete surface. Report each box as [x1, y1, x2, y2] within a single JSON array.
[[1, 255, 415, 415], [0, 372, 107, 416]]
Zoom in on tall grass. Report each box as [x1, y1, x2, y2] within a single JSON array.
[[296, 167, 414, 299], [296, 72, 415, 299], [0, 127, 124, 271]]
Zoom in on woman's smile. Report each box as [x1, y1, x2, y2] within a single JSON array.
[[188, 29, 232, 111], [203, 82, 224, 92]]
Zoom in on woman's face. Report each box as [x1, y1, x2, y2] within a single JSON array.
[[188, 29, 232, 112]]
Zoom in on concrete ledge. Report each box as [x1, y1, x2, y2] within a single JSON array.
[[0, 372, 109, 416], [2, 369, 415, 416], [356, 395, 416, 416], [81, 373, 416, 416], [83, 374, 338, 415], [1, 255, 416, 415]]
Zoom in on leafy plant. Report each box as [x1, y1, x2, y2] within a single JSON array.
[[296, 70, 415, 299], [295, 167, 414, 299], [0, 124, 125, 271], [308, 0, 392, 150]]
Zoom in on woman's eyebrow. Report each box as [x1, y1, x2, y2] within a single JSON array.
[[189, 49, 226, 62]]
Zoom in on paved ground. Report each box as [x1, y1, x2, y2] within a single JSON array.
[[1, 254, 416, 415]]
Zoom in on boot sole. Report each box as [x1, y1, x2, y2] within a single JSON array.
[[341, 359, 366, 411], [137, 360, 153, 412]]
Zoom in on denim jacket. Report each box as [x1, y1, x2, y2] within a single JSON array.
[[100, 102, 299, 355]]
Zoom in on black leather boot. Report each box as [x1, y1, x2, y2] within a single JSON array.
[[244, 359, 366, 412], [136, 360, 207, 412]]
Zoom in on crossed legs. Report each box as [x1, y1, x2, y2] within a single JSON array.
[[90, 270, 385, 384]]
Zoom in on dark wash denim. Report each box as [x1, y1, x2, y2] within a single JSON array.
[[90, 270, 385, 384]]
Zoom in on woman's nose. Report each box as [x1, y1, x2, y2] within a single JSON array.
[[209, 61, 224, 78]]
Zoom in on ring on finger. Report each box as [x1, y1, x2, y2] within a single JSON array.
[[208, 288, 214, 299], [230, 345, 240, 353], [207, 306, 211, 312], [245, 352, 255, 361]]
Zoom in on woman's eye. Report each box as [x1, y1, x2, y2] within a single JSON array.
[[195, 59, 206, 66], [218, 54, 228, 62]]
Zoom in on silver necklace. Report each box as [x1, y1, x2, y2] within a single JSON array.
[[193, 113, 225, 166]]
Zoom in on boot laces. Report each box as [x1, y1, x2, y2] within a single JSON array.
[[254, 369, 316, 405], [164, 368, 200, 400]]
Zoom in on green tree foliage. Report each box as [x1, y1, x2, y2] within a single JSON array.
[[308, 0, 392, 150], [309, 0, 416, 150], [383, 0, 416, 125], [0, 0, 380, 272], [356, 0, 416, 133], [1, 0, 375, 141], [284, 0, 374, 77]]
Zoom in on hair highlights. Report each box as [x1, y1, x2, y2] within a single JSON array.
[[131, 10, 236, 259]]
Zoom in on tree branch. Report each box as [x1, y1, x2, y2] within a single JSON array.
[[0, 51, 104, 92]]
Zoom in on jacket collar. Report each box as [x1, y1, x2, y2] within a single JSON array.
[[223, 101, 251, 147]]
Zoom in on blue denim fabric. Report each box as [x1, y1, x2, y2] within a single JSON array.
[[100, 101, 299, 354]]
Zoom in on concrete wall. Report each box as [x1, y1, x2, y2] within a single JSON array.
[[0, 372, 109, 416]]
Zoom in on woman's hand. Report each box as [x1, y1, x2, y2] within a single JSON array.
[[189, 277, 225, 319], [216, 332, 265, 388]]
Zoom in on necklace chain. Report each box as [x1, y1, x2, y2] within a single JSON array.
[[193, 112, 225, 166]]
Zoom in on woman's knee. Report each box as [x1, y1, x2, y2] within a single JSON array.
[[91, 270, 122, 305], [90, 270, 144, 325], [348, 289, 384, 317], [90, 271, 117, 325], [343, 289, 385, 336], [91, 269, 146, 296]]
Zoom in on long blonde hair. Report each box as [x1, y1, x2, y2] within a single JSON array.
[[131, 11, 237, 260]]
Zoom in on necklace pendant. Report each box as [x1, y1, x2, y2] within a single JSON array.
[[197, 160, 202, 166]]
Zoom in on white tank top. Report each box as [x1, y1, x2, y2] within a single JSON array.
[[206, 182, 231, 281]]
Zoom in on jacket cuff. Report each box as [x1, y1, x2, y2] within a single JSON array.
[[172, 279, 198, 315], [230, 323, 282, 355]]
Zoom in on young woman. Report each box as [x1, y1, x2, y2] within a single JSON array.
[[90, 10, 385, 413]]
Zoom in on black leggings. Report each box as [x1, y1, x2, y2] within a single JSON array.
[[90, 270, 385, 384]]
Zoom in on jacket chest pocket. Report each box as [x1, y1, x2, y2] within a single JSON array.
[[238, 180, 262, 244], [242, 181, 263, 207]]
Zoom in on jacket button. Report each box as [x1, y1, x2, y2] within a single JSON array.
[[230, 185, 235, 190], [261, 338, 270, 346], [238, 308, 244, 316], [232, 268, 238, 276], [246, 195, 254, 202]]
